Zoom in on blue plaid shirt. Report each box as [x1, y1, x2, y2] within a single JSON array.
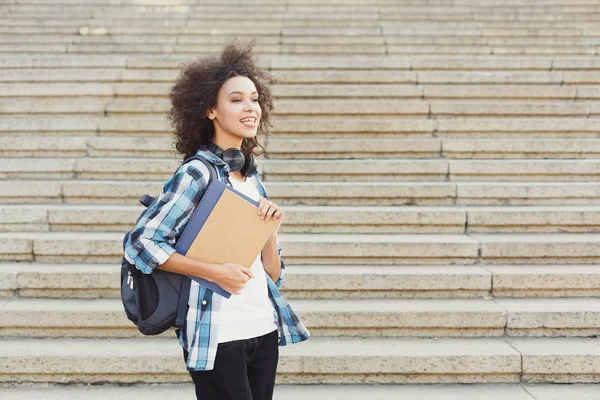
[[123, 147, 310, 371]]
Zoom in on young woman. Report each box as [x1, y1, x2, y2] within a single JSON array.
[[123, 40, 310, 400]]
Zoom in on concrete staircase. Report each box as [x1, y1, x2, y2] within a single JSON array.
[[2, 0, 600, 398]]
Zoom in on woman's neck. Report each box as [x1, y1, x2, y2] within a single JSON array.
[[212, 134, 242, 152]]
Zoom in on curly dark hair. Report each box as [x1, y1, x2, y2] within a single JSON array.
[[167, 39, 277, 161]]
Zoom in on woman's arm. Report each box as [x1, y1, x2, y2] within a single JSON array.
[[124, 162, 209, 274], [156, 252, 220, 282], [261, 235, 281, 283], [158, 253, 254, 295], [256, 180, 286, 286]]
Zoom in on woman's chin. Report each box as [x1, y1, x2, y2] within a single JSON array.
[[241, 130, 258, 138]]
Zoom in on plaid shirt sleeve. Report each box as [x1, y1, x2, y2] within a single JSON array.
[[124, 162, 209, 274], [274, 237, 285, 288]]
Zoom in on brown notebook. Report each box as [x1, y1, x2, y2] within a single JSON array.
[[174, 178, 280, 297]]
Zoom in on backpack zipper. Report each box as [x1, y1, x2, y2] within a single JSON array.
[[127, 270, 134, 289]]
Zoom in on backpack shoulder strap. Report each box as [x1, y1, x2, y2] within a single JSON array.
[[138, 154, 218, 207], [181, 154, 218, 184], [175, 154, 218, 327]]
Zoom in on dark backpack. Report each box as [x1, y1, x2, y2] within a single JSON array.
[[121, 155, 217, 335]]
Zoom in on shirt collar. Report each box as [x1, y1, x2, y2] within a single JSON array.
[[193, 146, 230, 173]]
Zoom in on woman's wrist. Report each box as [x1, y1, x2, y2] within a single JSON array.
[[204, 263, 222, 283]]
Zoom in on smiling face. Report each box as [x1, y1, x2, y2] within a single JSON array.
[[206, 75, 262, 149]]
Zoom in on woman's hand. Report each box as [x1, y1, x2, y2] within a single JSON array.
[[258, 197, 284, 237], [214, 263, 254, 295]]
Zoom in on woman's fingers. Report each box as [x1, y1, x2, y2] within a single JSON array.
[[257, 198, 266, 218], [263, 204, 276, 221], [258, 198, 282, 222], [272, 208, 283, 219], [258, 198, 270, 219]]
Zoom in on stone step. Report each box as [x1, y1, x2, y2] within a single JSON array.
[[5, 19, 597, 31], [1, 26, 378, 37], [6, 34, 600, 47], [5, 135, 600, 160], [1, 231, 600, 265], [4, 180, 600, 206], [4, 43, 600, 56], [8, 157, 600, 182], [0, 43, 400, 55], [0, 14, 380, 22], [4, 6, 595, 16], [9, 16, 597, 30], [1, 19, 383, 29], [4, 98, 600, 118], [4, 115, 600, 137], [0, 115, 600, 138], [488, 265, 600, 298], [3, 263, 599, 300], [0, 263, 494, 300], [1, 10, 599, 22], [0, 82, 430, 99], [266, 159, 600, 182], [0, 67, 597, 85], [0, 29, 597, 43], [0, 54, 579, 71], [1, 68, 599, 86], [102, 98, 600, 117], [2, 83, 593, 103], [2, 24, 599, 41], [3, 54, 598, 71], [468, 233, 600, 265], [3, 2, 596, 10], [0, 383, 598, 400], [2, 2, 595, 11], [1, 336, 599, 384], [3, 2, 597, 12], [266, 137, 600, 159], [0, 231, 480, 264], [1, 35, 400, 45], [3, 135, 441, 158], [0, 26, 78, 35], [2, 297, 600, 338], [5, 204, 600, 234]]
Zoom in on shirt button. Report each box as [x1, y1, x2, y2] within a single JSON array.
[[202, 300, 207, 305]]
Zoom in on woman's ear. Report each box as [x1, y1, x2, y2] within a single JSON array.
[[206, 107, 215, 120]]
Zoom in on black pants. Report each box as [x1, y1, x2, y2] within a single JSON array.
[[181, 329, 279, 400]]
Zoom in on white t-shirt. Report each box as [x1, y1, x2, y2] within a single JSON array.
[[212, 174, 278, 343]]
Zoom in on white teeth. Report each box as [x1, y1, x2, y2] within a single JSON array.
[[240, 118, 255, 123]]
